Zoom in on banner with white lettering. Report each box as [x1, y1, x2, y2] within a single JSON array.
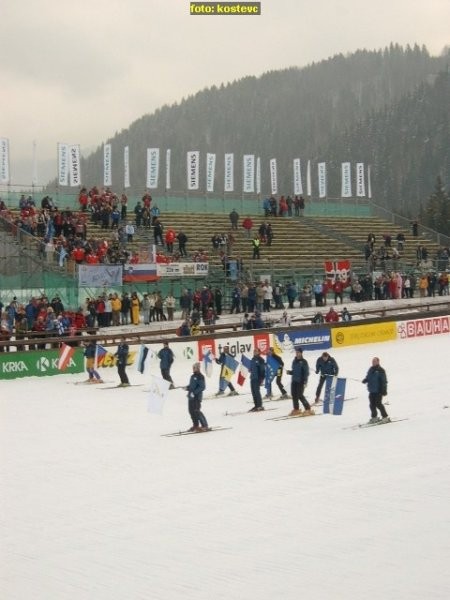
[[206, 152, 216, 192], [0, 138, 10, 184], [57, 143, 69, 187], [269, 158, 278, 195], [293, 158, 303, 195], [147, 148, 160, 189], [318, 162, 327, 198], [243, 154, 255, 193], [256, 156, 261, 195], [166, 149, 171, 190], [367, 164, 372, 199], [157, 262, 209, 277], [187, 151, 199, 190], [78, 265, 123, 287], [356, 162, 365, 197], [103, 143, 112, 187], [124, 146, 130, 188], [306, 159, 311, 196], [341, 162, 352, 197], [224, 153, 234, 192], [69, 145, 81, 187]]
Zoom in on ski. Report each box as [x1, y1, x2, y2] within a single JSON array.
[[344, 418, 409, 430], [266, 412, 320, 421], [204, 391, 251, 400], [69, 380, 113, 385], [249, 395, 291, 404], [161, 426, 232, 437], [99, 384, 144, 390], [313, 396, 358, 407], [224, 407, 279, 417]]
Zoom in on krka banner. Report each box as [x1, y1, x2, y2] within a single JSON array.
[[293, 158, 303, 195], [69, 145, 81, 187], [166, 149, 171, 190], [356, 162, 366, 197], [243, 154, 255, 193], [206, 152, 216, 192], [224, 153, 234, 192], [147, 148, 160, 189], [57, 143, 69, 186], [318, 162, 327, 198], [0, 138, 10, 184], [341, 162, 352, 197], [187, 151, 200, 190], [103, 143, 112, 187], [124, 146, 130, 189], [269, 158, 278, 195]]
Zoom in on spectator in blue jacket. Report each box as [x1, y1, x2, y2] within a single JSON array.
[[287, 347, 313, 416], [314, 352, 339, 404], [362, 357, 389, 424], [158, 341, 175, 388]]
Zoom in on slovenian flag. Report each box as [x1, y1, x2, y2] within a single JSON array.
[[203, 350, 213, 378], [237, 354, 251, 386], [58, 342, 75, 370], [323, 376, 347, 415]]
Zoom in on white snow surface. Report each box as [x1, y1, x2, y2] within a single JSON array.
[[1, 332, 450, 600]]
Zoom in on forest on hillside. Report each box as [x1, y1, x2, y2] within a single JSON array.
[[60, 44, 449, 217]]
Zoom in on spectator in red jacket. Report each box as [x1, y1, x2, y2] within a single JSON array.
[[333, 280, 345, 304], [324, 306, 339, 323], [242, 217, 253, 238]]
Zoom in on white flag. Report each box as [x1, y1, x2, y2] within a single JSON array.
[[69, 145, 81, 187], [306, 159, 312, 196], [187, 151, 199, 190], [269, 158, 278, 195], [243, 154, 255, 193], [224, 153, 234, 192], [166, 149, 171, 190], [356, 162, 366, 197], [147, 148, 160, 189], [293, 158, 303, 195], [318, 162, 327, 198], [206, 152, 216, 192], [256, 156, 261, 195], [104, 143, 112, 187], [0, 138, 10, 184], [124, 146, 130, 189], [147, 375, 171, 415], [341, 162, 352, 197], [57, 143, 69, 187]]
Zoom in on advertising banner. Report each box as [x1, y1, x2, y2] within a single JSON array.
[[0, 349, 83, 380], [78, 265, 123, 287], [274, 329, 331, 352], [397, 316, 450, 339], [331, 322, 397, 348]]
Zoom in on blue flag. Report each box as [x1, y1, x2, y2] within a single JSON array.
[[219, 354, 239, 392], [323, 376, 347, 415], [265, 354, 279, 391]]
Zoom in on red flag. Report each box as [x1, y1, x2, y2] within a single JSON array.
[[58, 342, 75, 370]]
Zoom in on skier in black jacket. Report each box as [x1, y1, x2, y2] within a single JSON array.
[[314, 352, 339, 404]]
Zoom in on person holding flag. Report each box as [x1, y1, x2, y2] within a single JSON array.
[[185, 362, 209, 432], [215, 344, 239, 396], [286, 347, 313, 416], [83, 339, 104, 384], [314, 351, 339, 404], [265, 347, 289, 399]]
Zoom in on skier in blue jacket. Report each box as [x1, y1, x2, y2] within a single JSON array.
[[362, 357, 390, 424], [286, 347, 313, 416], [314, 352, 339, 404], [186, 362, 209, 432]]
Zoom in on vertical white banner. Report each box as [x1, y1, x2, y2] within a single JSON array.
[[306, 159, 312, 196], [124, 146, 130, 189], [206, 152, 216, 192], [147, 148, 160, 189], [104, 143, 112, 187], [69, 145, 81, 187], [367, 165, 372, 199], [224, 153, 234, 192], [0, 138, 10, 184], [32, 140, 38, 187], [269, 158, 278, 195], [317, 162, 327, 198], [243, 154, 255, 193], [341, 162, 352, 197], [256, 156, 261, 195], [356, 162, 366, 197], [166, 149, 171, 190], [57, 142, 69, 187], [187, 151, 199, 190], [293, 158, 303, 195]]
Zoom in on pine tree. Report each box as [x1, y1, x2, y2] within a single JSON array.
[[423, 176, 450, 235]]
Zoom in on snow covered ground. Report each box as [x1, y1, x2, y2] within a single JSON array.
[[1, 330, 450, 600]]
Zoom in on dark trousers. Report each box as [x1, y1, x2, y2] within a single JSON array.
[[291, 381, 310, 411], [161, 368, 173, 384], [369, 393, 388, 419], [188, 396, 208, 427], [117, 363, 129, 384], [315, 375, 327, 399], [250, 379, 263, 408]]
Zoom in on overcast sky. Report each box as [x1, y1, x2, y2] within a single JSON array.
[[1, 0, 449, 185]]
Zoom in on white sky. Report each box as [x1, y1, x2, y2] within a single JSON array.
[[1, 324, 450, 599], [1, 0, 449, 184]]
